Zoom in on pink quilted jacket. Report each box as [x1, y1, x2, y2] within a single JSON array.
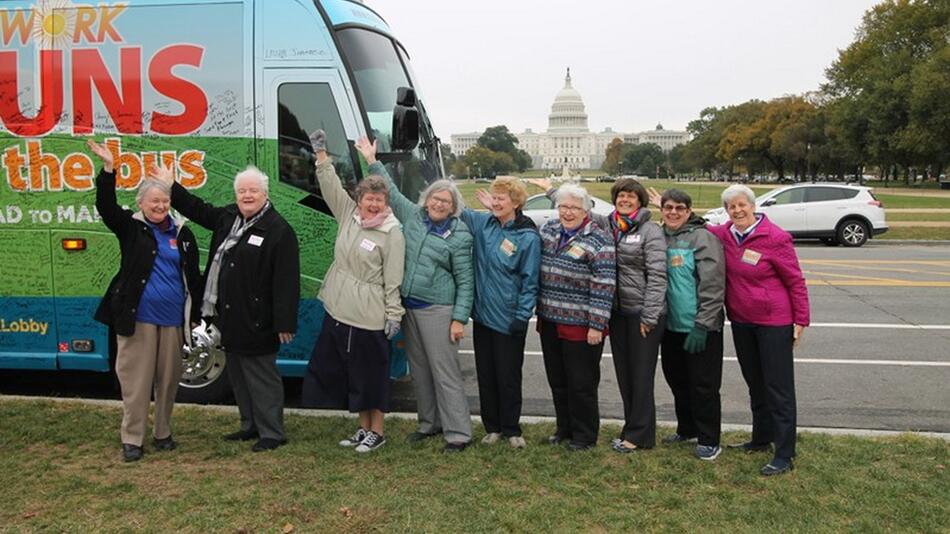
[[707, 215, 810, 327]]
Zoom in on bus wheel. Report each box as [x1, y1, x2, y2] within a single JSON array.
[[177, 344, 231, 404]]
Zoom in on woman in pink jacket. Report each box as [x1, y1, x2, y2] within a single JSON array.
[[706, 184, 810, 477]]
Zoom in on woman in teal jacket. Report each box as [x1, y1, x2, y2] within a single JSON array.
[[463, 177, 541, 448], [355, 138, 475, 452]]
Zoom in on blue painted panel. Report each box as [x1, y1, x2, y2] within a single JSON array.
[[0, 297, 59, 369], [54, 297, 111, 372]]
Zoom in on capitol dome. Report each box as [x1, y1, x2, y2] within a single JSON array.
[[548, 68, 589, 132]]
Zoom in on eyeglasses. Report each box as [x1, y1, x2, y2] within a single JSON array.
[[427, 196, 453, 206], [661, 205, 689, 213], [558, 205, 585, 213]]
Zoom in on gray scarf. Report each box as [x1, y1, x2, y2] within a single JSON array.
[[201, 201, 271, 318]]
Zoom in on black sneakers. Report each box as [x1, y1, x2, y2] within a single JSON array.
[[340, 428, 368, 447], [761, 457, 794, 476], [355, 431, 386, 453]]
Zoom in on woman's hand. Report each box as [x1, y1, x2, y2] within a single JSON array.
[[526, 178, 553, 192], [587, 328, 603, 345], [475, 189, 493, 210], [647, 186, 662, 208], [86, 139, 114, 173], [639, 323, 653, 338], [279, 332, 295, 344], [354, 136, 378, 165], [309, 129, 329, 163], [450, 320, 464, 343], [793, 324, 805, 347], [146, 163, 176, 187]]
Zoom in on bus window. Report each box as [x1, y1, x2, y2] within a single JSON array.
[[335, 29, 409, 154], [277, 83, 356, 199]]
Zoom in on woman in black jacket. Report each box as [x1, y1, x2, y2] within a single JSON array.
[[89, 140, 202, 463], [148, 161, 300, 453]]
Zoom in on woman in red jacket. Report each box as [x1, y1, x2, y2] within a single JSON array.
[[705, 184, 810, 477]]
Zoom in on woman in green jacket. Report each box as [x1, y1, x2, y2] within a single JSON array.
[[355, 138, 476, 452]]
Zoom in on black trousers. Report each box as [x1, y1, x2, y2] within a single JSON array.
[[609, 312, 664, 448], [472, 322, 527, 437], [731, 323, 797, 459], [539, 321, 604, 446], [660, 329, 724, 446]]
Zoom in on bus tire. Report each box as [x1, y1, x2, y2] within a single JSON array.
[[177, 345, 232, 404]]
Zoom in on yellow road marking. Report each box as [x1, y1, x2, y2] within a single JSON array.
[[801, 261, 950, 277], [806, 280, 950, 287]]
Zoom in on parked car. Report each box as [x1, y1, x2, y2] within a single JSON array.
[[702, 184, 888, 247], [522, 192, 614, 228]]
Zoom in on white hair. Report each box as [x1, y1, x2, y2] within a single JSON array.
[[721, 184, 756, 207], [555, 183, 592, 212], [418, 179, 465, 218], [136, 178, 171, 204], [233, 166, 269, 195]]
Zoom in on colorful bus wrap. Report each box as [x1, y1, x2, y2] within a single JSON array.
[[0, 0, 443, 402]]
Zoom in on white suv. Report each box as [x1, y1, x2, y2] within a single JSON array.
[[703, 184, 888, 247]]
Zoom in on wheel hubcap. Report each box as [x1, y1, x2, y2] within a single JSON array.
[[180, 344, 226, 389], [843, 224, 865, 244]]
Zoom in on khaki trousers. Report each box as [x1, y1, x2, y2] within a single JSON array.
[[115, 322, 183, 446]]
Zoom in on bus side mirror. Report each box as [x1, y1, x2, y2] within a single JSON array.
[[391, 87, 419, 151]]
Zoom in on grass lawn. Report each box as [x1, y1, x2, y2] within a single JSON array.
[[877, 227, 950, 240], [885, 212, 950, 222], [874, 194, 950, 209], [1, 399, 947, 532]]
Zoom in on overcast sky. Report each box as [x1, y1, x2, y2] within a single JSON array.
[[381, 0, 880, 139]]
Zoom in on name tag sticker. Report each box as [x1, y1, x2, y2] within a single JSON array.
[[500, 238, 517, 256], [168, 238, 177, 248], [670, 255, 684, 268], [360, 238, 377, 252], [248, 235, 264, 247], [742, 249, 762, 265], [440, 229, 452, 239], [624, 234, 642, 244], [566, 245, 585, 259]]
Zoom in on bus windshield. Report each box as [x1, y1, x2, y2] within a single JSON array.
[[336, 27, 442, 199]]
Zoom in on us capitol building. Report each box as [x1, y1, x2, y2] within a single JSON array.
[[451, 69, 689, 170]]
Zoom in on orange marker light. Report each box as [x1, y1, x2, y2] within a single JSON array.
[[62, 238, 87, 251]]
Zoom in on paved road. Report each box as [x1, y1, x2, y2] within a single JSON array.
[[398, 241, 950, 433], [3, 242, 948, 433]]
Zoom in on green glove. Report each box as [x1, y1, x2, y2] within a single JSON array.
[[683, 325, 707, 354]]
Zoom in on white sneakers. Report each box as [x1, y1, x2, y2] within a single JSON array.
[[480, 432, 527, 449]]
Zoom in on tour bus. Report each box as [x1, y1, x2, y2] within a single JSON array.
[[0, 0, 443, 402]]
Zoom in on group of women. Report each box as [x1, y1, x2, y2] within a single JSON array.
[[90, 130, 808, 477]]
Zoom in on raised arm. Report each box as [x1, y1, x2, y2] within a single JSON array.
[[89, 140, 131, 237], [147, 163, 229, 230], [311, 130, 356, 220], [355, 137, 416, 222]]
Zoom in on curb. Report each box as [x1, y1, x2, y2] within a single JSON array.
[[3, 394, 948, 442]]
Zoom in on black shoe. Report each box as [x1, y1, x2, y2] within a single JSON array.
[[223, 429, 259, 442], [761, 457, 794, 476], [661, 432, 697, 444], [546, 434, 570, 446], [122, 444, 144, 462], [153, 435, 177, 451], [568, 441, 595, 451], [443, 441, 469, 453], [407, 431, 441, 444], [251, 438, 287, 452], [727, 441, 772, 454]]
